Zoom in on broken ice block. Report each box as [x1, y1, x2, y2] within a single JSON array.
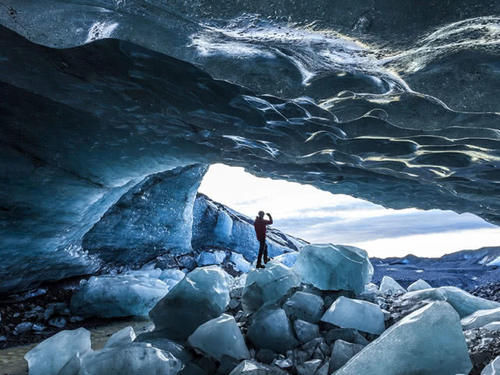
[[283, 291, 324, 323], [407, 279, 432, 292], [242, 263, 300, 312], [104, 326, 136, 348], [247, 307, 298, 353], [293, 244, 373, 294], [402, 286, 500, 318], [379, 276, 406, 295], [482, 356, 500, 375], [188, 314, 250, 361], [335, 302, 472, 375], [25, 328, 91, 375], [321, 296, 385, 335], [329, 340, 364, 371], [70, 273, 169, 318], [462, 307, 500, 330], [78, 342, 182, 375], [149, 266, 231, 340]]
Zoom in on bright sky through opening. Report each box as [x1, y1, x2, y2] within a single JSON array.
[[199, 164, 500, 258]]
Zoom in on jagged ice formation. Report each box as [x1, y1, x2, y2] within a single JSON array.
[[1, 0, 500, 293]]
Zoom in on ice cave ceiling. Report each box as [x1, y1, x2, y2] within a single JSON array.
[[1, 0, 500, 293]]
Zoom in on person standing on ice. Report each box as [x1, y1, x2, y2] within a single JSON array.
[[254, 211, 273, 269]]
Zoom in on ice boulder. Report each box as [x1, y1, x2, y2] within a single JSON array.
[[407, 279, 432, 292], [149, 266, 231, 340], [402, 286, 500, 318], [482, 356, 500, 374], [229, 360, 288, 375], [379, 276, 406, 295], [272, 252, 298, 268], [25, 328, 91, 375], [104, 326, 136, 348], [293, 244, 373, 294], [321, 296, 385, 335], [283, 291, 324, 323], [335, 302, 472, 375], [293, 319, 320, 343], [71, 273, 169, 318], [462, 307, 500, 330], [78, 343, 182, 375], [242, 263, 300, 312], [329, 340, 365, 372], [187, 314, 250, 361], [358, 283, 380, 301], [247, 307, 298, 353]]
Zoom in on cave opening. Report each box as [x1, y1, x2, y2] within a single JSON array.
[[200, 163, 500, 259]]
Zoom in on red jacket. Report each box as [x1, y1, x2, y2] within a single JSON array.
[[254, 216, 272, 241]]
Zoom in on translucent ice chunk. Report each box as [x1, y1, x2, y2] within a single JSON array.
[[462, 307, 500, 330], [335, 302, 472, 375], [379, 276, 406, 295], [407, 279, 432, 292], [78, 343, 182, 375], [242, 263, 300, 312], [149, 266, 231, 340], [247, 307, 298, 353], [402, 286, 500, 318], [283, 291, 324, 323], [104, 326, 136, 348], [321, 296, 385, 335], [484, 322, 500, 331], [272, 252, 298, 268], [25, 328, 91, 375], [71, 273, 169, 318], [187, 313, 250, 361], [482, 356, 500, 375], [293, 244, 373, 294]]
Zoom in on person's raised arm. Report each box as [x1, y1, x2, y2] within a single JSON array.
[[266, 213, 273, 225]]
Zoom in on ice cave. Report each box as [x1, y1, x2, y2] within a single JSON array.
[[1, 1, 500, 374]]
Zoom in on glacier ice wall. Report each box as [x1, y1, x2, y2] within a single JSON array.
[[1, 0, 500, 292], [83, 164, 208, 265]]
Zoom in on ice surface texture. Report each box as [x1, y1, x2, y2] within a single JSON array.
[[293, 244, 373, 294], [70, 271, 172, 318], [149, 266, 231, 340], [402, 286, 500, 318], [25, 328, 91, 375], [482, 356, 500, 375], [187, 314, 250, 361], [2, 1, 500, 292], [379, 276, 406, 294], [407, 279, 432, 292], [321, 296, 385, 335], [335, 302, 472, 375]]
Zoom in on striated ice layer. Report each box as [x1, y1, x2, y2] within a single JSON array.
[[149, 266, 231, 340], [242, 263, 300, 312], [77, 343, 182, 375], [25, 328, 91, 375], [402, 286, 500, 318], [462, 307, 500, 330], [293, 244, 373, 294], [70, 272, 171, 318], [187, 313, 250, 361], [336, 302, 472, 375], [1, 1, 500, 293], [321, 296, 385, 335]]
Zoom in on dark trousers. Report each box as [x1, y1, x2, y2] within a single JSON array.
[[257, 239, 268, 265]]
